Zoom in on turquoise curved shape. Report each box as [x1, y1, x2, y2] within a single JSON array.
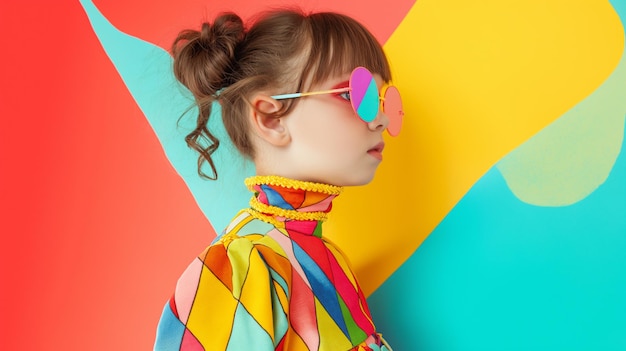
[[79, 0, 254, 233], [369, 123, 626, 350]]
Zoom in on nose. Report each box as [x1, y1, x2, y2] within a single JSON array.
[[367, 108, 389, 133]]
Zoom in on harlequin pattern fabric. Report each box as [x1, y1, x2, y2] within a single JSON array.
[[154, 176, 391, 351]]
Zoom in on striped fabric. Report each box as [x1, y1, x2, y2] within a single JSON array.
[[154, 176, 390, 351]]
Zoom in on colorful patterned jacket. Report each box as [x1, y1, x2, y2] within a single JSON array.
[[154, 176, 391, 350]]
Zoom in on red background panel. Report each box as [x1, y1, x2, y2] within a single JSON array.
[[1, 1, 211, 350], [94, 0, 411, 48]]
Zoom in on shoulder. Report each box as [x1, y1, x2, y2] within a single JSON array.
[[164, 213, 280, 330], [175, 211, 286, 301], [212, 210, 291, 260], [156, 212, 287, 349], [216, 210, 276, 246]]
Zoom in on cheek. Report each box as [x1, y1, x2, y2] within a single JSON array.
[[328, 109, 366, 141], [291, 98, 364, 144]]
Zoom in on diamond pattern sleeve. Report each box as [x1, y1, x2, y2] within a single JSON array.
[[154, 233, 278, 351]]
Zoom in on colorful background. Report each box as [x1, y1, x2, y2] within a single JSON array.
[[1, 0, 624, 350]]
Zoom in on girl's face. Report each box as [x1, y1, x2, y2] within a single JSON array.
[[281, 70, 390, 186]]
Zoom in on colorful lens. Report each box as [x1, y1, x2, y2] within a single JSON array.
[[382, 85, 403, 137], [350, 67, 380, 123], [350, 67, 403, 135]]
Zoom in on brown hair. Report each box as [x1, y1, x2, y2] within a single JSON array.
[[172, 9, 391, 179]]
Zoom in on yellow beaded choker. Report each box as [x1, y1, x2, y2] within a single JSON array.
[[244, 175, 343, 223], [244, 175, 343, 195]]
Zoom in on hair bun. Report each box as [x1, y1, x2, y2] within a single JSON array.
[[200, 13, 244, 50], [172, 13, 245, 99]]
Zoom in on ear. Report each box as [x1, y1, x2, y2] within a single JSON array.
[[249, 94, 290, 147]]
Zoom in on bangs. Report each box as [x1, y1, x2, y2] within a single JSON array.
[[301, 12, 391, 89]]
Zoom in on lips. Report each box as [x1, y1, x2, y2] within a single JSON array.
[[367, 142, 385, 160]]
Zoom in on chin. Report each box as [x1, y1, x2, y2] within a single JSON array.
[[334, 173, 376, 187], [302, 168, 378, 187]]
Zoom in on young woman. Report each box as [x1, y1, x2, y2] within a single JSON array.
[[155, 8, 403, 351]]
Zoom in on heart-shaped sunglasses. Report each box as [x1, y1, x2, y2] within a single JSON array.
[[271, 66, 403, 136]]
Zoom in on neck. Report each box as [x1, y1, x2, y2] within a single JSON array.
[[244, 175, 343, 236]]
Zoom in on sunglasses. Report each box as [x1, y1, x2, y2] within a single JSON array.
[[271, 66, 403, 136]]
